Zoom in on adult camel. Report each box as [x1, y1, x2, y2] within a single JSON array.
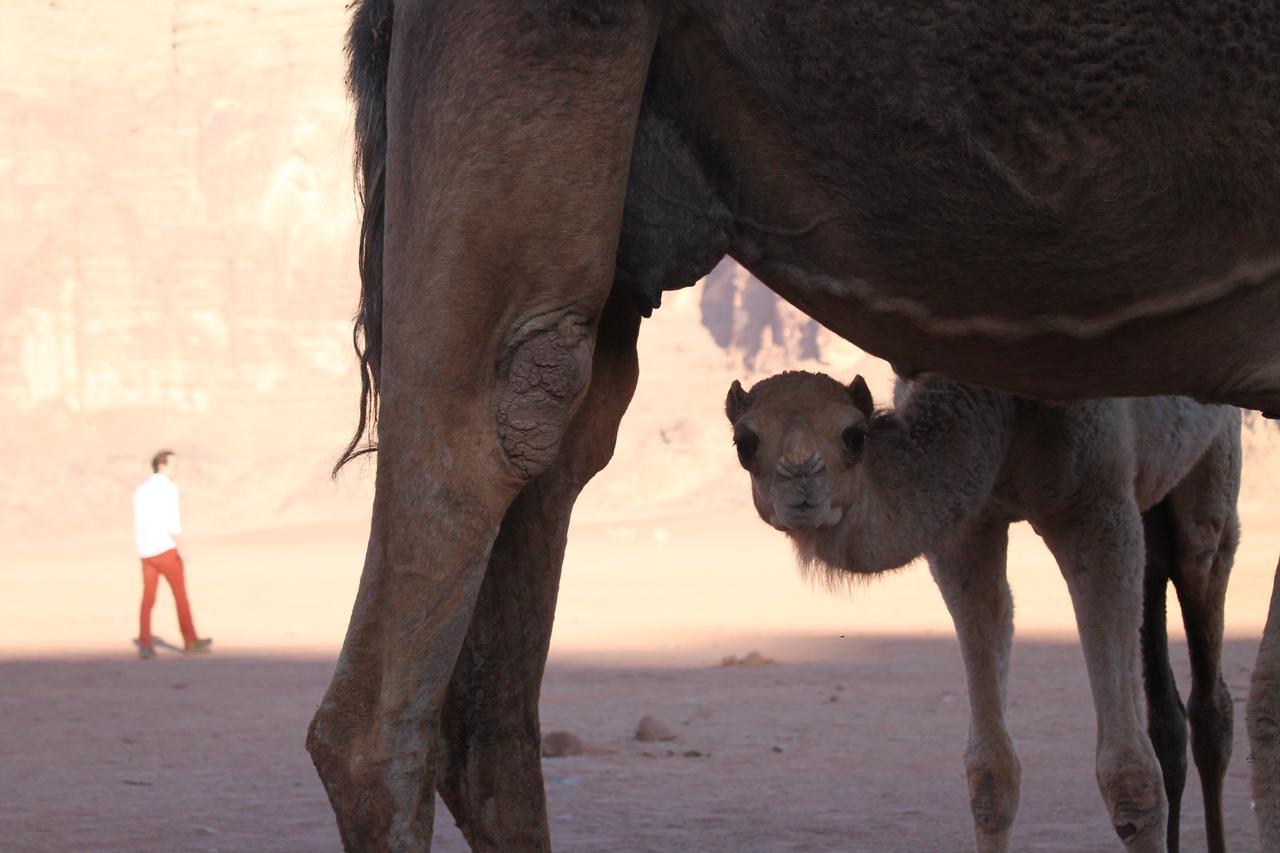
[[306, 1, 1280, 850]]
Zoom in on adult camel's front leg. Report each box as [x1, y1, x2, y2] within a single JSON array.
[[306, 4, 660, 850], [1044, 504, 1168, 852], [1248, 558, 1280, 852], [436, 291, 640, 851], [928, 521, 1020, 853]]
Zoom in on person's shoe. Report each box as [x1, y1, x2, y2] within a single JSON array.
[[182, 638, 213, 654], [138, 645, 156, 660]]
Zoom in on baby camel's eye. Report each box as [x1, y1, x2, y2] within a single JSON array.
[[842, 425, 867, 462], [733, 429, 760, 470]]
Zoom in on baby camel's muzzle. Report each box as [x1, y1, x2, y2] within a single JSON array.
[[773, 454, 837, 530]]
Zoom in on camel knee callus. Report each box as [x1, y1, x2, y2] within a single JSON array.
[[1101, 760, 1168, 845], [965, 734, 1021, 839], [495, 312, 596, 482]]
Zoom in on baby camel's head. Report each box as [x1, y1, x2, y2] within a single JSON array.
[[725, 371, 875, 534]]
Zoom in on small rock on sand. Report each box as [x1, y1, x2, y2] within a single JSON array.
[[683, 704, 712, 725], [720, 650, 775, 667], [541, 731, 584, 758], [634, 715, 676, 742]]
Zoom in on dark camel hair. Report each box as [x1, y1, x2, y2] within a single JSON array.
[[724, 370, 1240, 852], [307, 2, 1280, 850]]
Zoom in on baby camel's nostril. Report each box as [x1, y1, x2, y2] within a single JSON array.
[[777, 452, 826, 479]]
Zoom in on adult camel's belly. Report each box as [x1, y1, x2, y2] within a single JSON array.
[[746, 204, 1280, 414], [633, 1, 1280, 412]]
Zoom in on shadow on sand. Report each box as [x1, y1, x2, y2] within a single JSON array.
[[0, 636, 1265, 852], [131, 635, 192, 656]]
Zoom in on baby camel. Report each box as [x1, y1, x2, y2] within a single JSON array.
[[726, 371, 1241, 853]]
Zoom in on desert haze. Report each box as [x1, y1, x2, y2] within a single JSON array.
[[3, 3, 1280, 851]]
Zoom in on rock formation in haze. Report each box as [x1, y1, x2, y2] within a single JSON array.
[[699, 259, 822, 370], [2, 2, 1275, 539], [1, 1, 361, 536]]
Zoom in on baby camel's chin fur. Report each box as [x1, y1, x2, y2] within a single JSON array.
[[782, 525, 910, 589], [772, 505, 844, 532]]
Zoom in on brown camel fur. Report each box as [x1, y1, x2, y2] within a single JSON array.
[[724, 370, 1241, 852], [311, 2, 1280, 850]]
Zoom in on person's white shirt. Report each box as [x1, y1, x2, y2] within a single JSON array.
[[133, 473, 181, 558]]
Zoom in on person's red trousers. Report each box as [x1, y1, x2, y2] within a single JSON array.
[[139, 548, 198, 649]]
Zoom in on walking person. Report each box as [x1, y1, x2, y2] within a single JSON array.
[[133, 450, 212, 659]]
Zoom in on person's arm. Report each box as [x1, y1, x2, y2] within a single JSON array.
[[168, 485, 183, 552]]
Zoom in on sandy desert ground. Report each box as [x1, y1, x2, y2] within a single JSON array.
[[3, 505, 1279, 852], [7, 3, 1280, 850]]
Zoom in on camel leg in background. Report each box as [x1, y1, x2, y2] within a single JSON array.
[[1139, 502, 1188, 853], [305, 4, 660, 850], [436, 291, 640, 851], [1249, 559, 1280, 853], [928, 520, 1021, 853], [1044, 504, 1169, 852]]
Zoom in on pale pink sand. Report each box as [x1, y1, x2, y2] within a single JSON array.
[[5, 506, 1278, 660], [2, 513, 1277, 851], [0, 639, 1262, 852]]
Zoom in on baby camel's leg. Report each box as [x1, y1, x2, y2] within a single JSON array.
[[1167, 445, 1240, 853], [929, 521, 1020, 853], [1172, 527, 1235, 853], [1043, 501, 1168, 852]]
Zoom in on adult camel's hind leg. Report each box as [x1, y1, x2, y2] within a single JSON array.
[[928, 521, 1021, 853], [1140, 501, 1188, 853], [436, 291, 640, 851], [1043, 501, 1168, 852], [1249, 559, 1280, 852], [306, 4, 660, 850], [1167, 432, 1240, 853]]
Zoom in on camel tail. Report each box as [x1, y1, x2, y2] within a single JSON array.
[[334, 0, 393, 476]]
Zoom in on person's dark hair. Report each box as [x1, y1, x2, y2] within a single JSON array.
[[151, 449, 175, 473]]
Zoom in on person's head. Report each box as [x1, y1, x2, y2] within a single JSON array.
[[151, 449, 176, 477]]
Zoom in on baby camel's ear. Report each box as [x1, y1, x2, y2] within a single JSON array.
[[725, 380, 749, 423], [848, 375, 874, 419]]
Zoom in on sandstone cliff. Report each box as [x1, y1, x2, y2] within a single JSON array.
[[2, 2, 1275, 541]]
